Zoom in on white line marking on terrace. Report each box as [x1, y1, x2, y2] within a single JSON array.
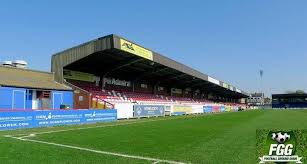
[[5, 135, 186, 164]]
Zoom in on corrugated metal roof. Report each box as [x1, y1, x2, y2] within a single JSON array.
[[0, 66, 72, 90], [51, 35, 113, 83]]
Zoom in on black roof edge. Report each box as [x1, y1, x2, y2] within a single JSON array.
[[52, 34, 115, 57]]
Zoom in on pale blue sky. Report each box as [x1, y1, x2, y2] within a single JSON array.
[[0, 0, 306, 96]]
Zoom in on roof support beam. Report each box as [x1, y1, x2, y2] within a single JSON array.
[[156, 73, 188, 85], [189, 81, 212, 88], [133, 67, 170, 82], [104, 58, 143, 77]]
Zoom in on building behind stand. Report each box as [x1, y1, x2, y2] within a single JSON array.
[[0, 64, 73, 110]]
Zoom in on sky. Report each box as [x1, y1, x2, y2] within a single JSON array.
[[0, 0, 306, 96]]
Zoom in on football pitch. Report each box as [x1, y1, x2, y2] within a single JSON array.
[[0, 110, 306, 164]]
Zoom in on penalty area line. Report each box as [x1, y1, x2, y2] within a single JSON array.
[[5, 135, 186, 164]]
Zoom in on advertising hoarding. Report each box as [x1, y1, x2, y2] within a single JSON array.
[[0, 109, 117, 130], [133, 105, 165, 117], [203, 106, 213, 113], [220, 106, 225, 112], [212, 106, 220, 112], [173, 105, 192, 113]]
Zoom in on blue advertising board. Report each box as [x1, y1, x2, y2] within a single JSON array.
[[172, 112, 186, 116], [220, 106, 225, 112], [0, 111, 33, 130], [203, 106, 213, 113], [0, 109, 117, 131], [133, 105, 165, 117]]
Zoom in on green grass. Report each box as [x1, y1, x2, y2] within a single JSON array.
[[0, 110, 306, 164]]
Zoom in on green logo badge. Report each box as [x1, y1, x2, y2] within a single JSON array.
[[258, 130, 304, 163]]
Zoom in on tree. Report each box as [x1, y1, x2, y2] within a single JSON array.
[[285, 90, 305, 94], [295, 90, 305, 94]]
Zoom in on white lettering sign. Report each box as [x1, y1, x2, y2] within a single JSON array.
[[104, 78, 131, 87]]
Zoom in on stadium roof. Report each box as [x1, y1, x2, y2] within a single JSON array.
[[272, 94, 307, 98], [52, 34, 248, 98], [250, 93, 264, 97], [0, 66, 72, 91]]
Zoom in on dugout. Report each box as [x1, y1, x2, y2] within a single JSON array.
[[272, 94, 307, 109], [0, 65, 73, 110], [51, 34, 249, 108]]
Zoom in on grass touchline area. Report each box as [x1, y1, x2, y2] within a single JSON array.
[[5, 134, 185, 164]]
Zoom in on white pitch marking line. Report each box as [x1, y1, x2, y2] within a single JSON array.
[[5, 135, 186, 164], [18, 134, 35, 140]]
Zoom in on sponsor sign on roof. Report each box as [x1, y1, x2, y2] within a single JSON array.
[[120, 39, 153, 61], [208, 76, 220, 85], [64, 69, 95, 82], [222, 83, 229, 89]]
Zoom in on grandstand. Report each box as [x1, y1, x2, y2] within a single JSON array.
[[272, 93, 307, 108], [51, 34, 248, 117]]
